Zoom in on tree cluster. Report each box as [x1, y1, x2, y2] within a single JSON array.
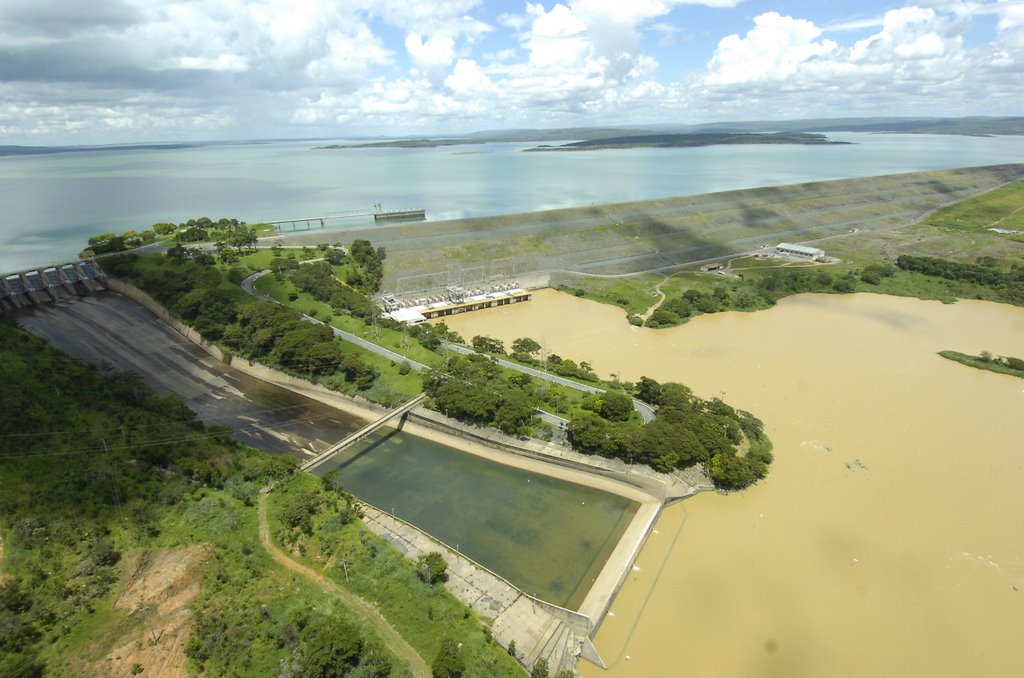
[[290, 261, 376, 319], [897, 254, 1024, 303], [348, 239, 387, 293], [424, 354, 535, 435], [569, 376, 772, 488], [104, 254, 379, 392], [406, 321, 462, 351], [646, 268, 864, 328], [85, 228, 158, 255]]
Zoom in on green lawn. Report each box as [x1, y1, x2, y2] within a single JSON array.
[[925, 180, 1024, 233]]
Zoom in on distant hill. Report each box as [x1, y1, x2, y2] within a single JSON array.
[[0, 143, 195, 157], [333, 117, 1024, 150], [675, 116, 1024, 136]]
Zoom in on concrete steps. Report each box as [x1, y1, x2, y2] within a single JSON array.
[[524, 618, 584, 676], [524, 617, 561, 667]]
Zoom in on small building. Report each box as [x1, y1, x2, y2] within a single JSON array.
[[701, 262, 723, 273], [776, 242, 825, 261]]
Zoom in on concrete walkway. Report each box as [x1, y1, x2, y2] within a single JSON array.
[[361, 504, 593, 676]]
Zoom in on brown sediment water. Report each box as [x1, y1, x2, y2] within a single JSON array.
[[442, 289, 1024, 677]]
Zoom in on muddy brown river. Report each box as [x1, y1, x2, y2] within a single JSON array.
[[443, 289, 1024, 677]]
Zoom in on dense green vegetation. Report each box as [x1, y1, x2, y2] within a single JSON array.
[[0, 320, 393, 676], [938, 350, 1024, 379], [639, 265, 865, 328], [572, 250, 1023, 331], [84, 216, 269, 258], [0, 319, 524, 676], [896, 255, 1024, 304], [423, 353, 539, 436], [103, 250, 402, 402], [569, 376, 773, 488]]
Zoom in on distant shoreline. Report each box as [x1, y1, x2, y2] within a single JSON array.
[[525, 132, 849, 152]]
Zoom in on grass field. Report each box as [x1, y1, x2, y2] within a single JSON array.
[[924, 180, 1024, 234]]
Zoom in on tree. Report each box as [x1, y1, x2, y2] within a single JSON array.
[[599, 392, 633, 422], [531, 658, 550, 678], [281, 490, 321, 535], [471, 335, 505, 354], [417, 552, 448, 585], [511, 337, 541, 359], [709, 452, 759, 489], [635, 376, 662, 406], [493, 389, 534, 435], [431, 638, 465, 678], [298, 615, 364, 677], [568, 411, 617, 457]]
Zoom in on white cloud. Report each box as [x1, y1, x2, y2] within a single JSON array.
[[405, 33, 458, 69], [0, 1, 1022, 142], [177, 54, 250, 72], [445, 59, 494, 95], [571, 0, 740, 27], [706, 12, 838, 85]]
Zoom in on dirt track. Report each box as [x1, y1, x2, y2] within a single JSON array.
[[257, 492, 431, 677]]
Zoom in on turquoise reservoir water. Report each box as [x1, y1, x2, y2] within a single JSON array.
[[311, 427, 639, 609], [4, 133, 1024, 272]]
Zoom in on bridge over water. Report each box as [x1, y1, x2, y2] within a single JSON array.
[[0, 259, 106, 312], [301, 392, 428, 472]]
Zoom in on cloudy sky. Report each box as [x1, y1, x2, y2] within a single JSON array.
[[1, 0, 1022, 144]]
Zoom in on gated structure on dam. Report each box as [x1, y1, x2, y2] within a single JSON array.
[[0, 259, 107, 312]]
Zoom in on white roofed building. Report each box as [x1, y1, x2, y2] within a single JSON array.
[[776, 242, 826, 260]]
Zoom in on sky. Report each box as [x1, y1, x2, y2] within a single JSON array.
[[1, 0, 1022, 144]]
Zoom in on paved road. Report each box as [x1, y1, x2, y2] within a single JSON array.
[[443, 342, 656, 423], [241, 269, 429, 371], [241, 270, 653, 423]]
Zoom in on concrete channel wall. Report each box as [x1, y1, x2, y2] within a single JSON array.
[[408, 408, 696, 502], [106, 279, 391, 421]]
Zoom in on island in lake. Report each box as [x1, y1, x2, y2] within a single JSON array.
[[526, 131, 848, 151]]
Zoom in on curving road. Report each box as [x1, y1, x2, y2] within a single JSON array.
[[240, 270, 654, 424]]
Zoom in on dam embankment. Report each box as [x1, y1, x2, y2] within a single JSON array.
[[280, 163, 1024, 283]]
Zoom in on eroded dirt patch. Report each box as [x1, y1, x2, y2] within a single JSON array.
[[95, 544, 212, 678]]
